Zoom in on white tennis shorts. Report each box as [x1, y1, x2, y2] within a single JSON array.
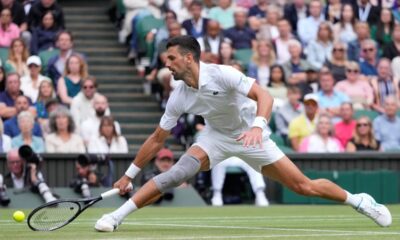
[[193, 128, 285, 173]]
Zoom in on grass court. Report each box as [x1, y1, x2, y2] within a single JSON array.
[[1, 205, 399, 239]]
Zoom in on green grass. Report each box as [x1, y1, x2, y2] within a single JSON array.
[[1, 205, 399, 239]]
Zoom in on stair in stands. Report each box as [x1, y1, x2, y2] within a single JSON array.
[[61, 2, 183, 152]]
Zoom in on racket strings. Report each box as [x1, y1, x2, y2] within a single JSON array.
[[29, 201, 80, 231]]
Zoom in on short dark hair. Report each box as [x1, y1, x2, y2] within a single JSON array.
[[56, 30, 74, 42], [166, 35, 201, 63], [190, 0, 203, 8]]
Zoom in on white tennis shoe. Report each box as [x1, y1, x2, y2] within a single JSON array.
[[355, 193, 392, 227], [95, 214, 120, 232]]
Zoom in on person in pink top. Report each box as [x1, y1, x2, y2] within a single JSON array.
[[299, 114, 344, 153], [334, 102, 357, 147], [0, 8, 20, 48], [334, 61, 374, 109]]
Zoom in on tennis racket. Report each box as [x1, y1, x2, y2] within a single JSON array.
[[27, 185, 130, 231]]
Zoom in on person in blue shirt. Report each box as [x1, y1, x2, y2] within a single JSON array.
[[359, 39, 379, 77], [11, 111, 45, 153], [224, 8, 256, 50]]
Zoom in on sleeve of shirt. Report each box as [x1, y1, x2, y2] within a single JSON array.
[[159, 88, 184, 131], [220, 65, 256, 96], [372, 118, 381, 141]]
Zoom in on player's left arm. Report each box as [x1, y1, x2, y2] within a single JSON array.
[[236, 82, 274, 148]]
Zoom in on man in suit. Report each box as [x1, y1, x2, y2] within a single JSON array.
[[182, 0, 208, 39], [283, 0, 309, 35], [355, 0, 380, 26]]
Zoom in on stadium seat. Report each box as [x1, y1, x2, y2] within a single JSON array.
[[233, 48, 253, 69], [135, 15, 164, 58], [354, 109, 379, 120], [0, 47, 8, 64], [39, 49, 60, 75], [269, 112, 276, 133]]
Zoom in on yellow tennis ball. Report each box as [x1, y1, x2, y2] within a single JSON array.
[[13, 210, 25, 222]]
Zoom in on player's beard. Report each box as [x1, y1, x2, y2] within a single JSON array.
[[95, 109, 106, 117]]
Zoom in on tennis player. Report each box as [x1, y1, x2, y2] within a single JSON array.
[[95, 35, 392, 231]]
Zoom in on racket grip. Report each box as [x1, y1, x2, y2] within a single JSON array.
[[101, 183, 133, 199]]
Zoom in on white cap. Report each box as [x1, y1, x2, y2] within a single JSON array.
[[304, 93, 319, 104], [27, 55, 42, 66]]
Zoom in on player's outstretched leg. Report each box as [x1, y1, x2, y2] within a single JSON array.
[[95, 153, 203, 232], [261, 156, 392, 227]]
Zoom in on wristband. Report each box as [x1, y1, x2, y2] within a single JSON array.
[[252, 116, 268, 131], [125, 163, 141, 179]]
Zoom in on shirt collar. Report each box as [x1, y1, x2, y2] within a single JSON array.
[[198, 61, 210, 88]]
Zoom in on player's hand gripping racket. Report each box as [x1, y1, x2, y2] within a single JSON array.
[[27, 183, 132, 231]]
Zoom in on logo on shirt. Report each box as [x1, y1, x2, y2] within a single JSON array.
[[213, 91, 219, 95]]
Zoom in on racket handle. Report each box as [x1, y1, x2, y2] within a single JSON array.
[[101, 183, 133, 199]]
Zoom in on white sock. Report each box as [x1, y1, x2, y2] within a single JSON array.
[[213, 190, 222, 199], [110, 199, 138, 223], [344, 191, 362, 208]]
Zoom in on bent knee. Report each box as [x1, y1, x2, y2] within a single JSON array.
[[290, 180, 316, 196]]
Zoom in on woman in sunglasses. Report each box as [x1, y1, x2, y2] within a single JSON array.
[[324, 41, 348, 82], [346, 116, 380, 152], [334, 61, 374, 109]]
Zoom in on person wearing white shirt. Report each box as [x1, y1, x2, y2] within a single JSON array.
[[88, 116, 128, 154], [80, 94, 120, 145], [297, 0, 325, 46], [20, 56, 52, 103]]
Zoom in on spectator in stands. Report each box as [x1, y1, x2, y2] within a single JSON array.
[[35, 81, 55, 132], [0, 8, 20, 48], [256, 4, 281, 41], [0, 118, 11, 152], [266, 64, 287, 110], [248, 0, 268, 20], [20, 56, 52, 103], [347, 22, 370, 62], [0, 73, 36, 120], [282, 39, 312, 85], [118, 0, 163, 45], [324, 41, 348, 82], [371, 8, 395, 48], [45, 105, 85, 153], [275, 85, 304, 143], [6, 38, 29, 76], [355, 0, 380, 26], [0, 64, 5, 91], [373, 95, 400, 151], [70, 76, 108, 128], [299, 114, 343, 152], [382, 24, 400, 60], [224, 7, 256, 50], [28, 0, 65, 30], [47, 31, 81, 86], [391, 56, 400, 78], [306, 22, 334, 70], [332, 4, 357, 44], [182, 1, 208, 39], [334, 102, 356, 148], [335, 61, 374, 109], [4, 95, 42, 137], [211, 156, 269, 206], [393, 1, 400, 22], [30, 10, 61, 55], [370, 58, 399, 114], [197, 20, 225, 64], [247, 39, 276, 87], [0, 0, 27, 34], [11, 111, 45, 152], [325, 0, 342, 23], [88, 116, 128, 154], [37, 98, 59, 136], [208, 0, 234, 29], [2, 148, 57, 203], [288, 93, 319, 151], [57, 54, 88, 105], [317, 71, 350, 119], [347, 116, 380, 151], [218, 40, 234, 65], [283, 0, 309, 35], [297, 0, 324, 46], [70, 156, 102, 198], [274, 19, 294, 64], [81, 94, 121, 145], [359, 39, 379, 77]]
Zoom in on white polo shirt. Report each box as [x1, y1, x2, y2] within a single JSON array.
[[160, 62, 257, 138]]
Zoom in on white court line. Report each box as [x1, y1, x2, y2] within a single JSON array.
[[124, 222, 400, 236]]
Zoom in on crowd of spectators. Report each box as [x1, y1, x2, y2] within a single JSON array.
[[112, 0, 400, 153], [0, 0, 129, 154]]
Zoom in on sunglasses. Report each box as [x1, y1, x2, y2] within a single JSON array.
[[356, 123, 369, 127], [346, 69, 359, 73], [363, 48, 375, 52], [83, 85, 95, 89], [333, 48, 344, 52]]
